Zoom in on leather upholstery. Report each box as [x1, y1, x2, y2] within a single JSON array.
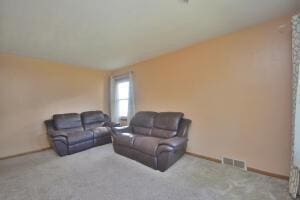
[[92, 127, 111, 138], [158, 137, 187, 149], [130, 111, 156, 136], [81, 111, 107, 130], [45, 111, 115, 156], [154, 112, 183, 130], [84, 122, 106, 130], [81, 111, 105, 124], [177, 118, 192, 137], [112, 126, 132, 135], [151, 112, 183, 138], [67, 130, 94, 145], [151, 128, 176, 139], [113, 132, 135, 146], [133, 136, 161, 156], [53, 113, 83, 130], [112, 111, 191, 171], [130, 111, 156, 127]]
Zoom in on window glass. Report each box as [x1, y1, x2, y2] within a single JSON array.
[[118, 100, 128, 117], [117, 82, 129, 99], [117, 81, 129, 117]]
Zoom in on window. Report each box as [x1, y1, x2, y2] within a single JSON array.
[[116, 80, 129, 118], [110, 71, 135, 124]]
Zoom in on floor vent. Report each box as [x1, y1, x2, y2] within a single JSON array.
[[222, 157, 247, 170]]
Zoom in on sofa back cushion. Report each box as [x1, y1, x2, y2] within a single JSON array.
[[81, 111, 106, 129], [151, 112, 183, 138], [130, 111, 157, 136], [53, 113, 83, 130]]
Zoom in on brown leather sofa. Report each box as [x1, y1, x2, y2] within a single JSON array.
[[112, 111, 191, 172], [45, 111, 115, 156]]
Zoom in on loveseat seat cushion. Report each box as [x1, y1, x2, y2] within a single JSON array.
[[53, 113, 83, 130], [68, 130, 93, 145], [132, 136, 162, 156], [81, 111, 106, 129], [130, 111, 156, 136], [92, 127, 111, 138], [63, 127, 85, 133], [114, 132, 135, 146], [151, 112, 183, 138]]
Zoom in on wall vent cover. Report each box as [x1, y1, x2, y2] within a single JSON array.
[[222, 157, 234, 166], [222, 157, 247, 170]]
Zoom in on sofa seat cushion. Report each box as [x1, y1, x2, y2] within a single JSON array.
[[91, 127, 111, 138], [132, 136, 162, 156], [68, 130, 93, 145], [61, 127, 84, 134], [114, 132, 135, 147]]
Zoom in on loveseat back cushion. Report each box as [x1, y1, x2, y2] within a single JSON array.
[[130, 111, 157, 136], [151, 112, 184, 138], [53, 113, 83, 130], [81, 111, 106, 129]]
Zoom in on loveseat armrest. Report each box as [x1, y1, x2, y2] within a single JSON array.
[[48, 130, 69, 138], [112, 126, 132, 135], [159, 137, 187, 149], [157, 137, 187, 155], [44, 120, 68, 147], [104, 121, 121, 128], [177, 118, 192, 137], [45, 120, 68, 138]]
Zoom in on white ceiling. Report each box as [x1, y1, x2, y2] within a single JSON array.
[[0, 0, 299, 70]]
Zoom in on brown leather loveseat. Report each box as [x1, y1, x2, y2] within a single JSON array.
[[45, 111, 114, 156], [112, 111, 191, 171]]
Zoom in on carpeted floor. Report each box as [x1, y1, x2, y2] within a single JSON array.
[[0, 144, 292, 200]]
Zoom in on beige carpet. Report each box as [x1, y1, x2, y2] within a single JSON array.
[[0, 144, 292, 200]]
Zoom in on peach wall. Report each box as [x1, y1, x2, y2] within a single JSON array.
[[112, 16, 292, 176], [0, 54, 109, 158]]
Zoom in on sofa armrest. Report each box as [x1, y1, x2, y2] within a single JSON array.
[[44, 119, 68, 138], [177, 118, 192, 137], [52, 135, 68, 145], [48, 130, 69, 138], [104, 121, 121, 128], [159, 137, 187, 149], [157, 137, 187, 155], [112, 126, 132, 135]]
